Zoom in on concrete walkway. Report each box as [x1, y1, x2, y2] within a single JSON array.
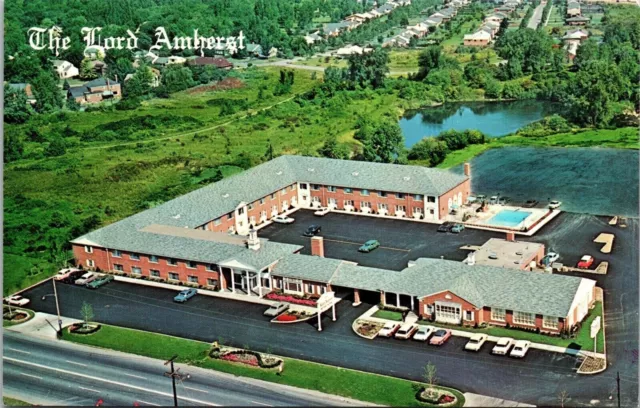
[[5, 312, 81, 340], [464, 393, 535, 407]]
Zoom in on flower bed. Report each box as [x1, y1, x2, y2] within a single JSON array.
[[3, 311, 29, 322], [276, 313, 298, 322], [416, 388, 458, 406], [265, 292, 317, 307], [209, 346, 282, 369], [68, 323, 102, 335], [578, 356, 606, 374], [354, 320, 384, 338]]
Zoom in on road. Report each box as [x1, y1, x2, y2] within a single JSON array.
[[2, 331, 368, 407], [527, 1, 547, 30]]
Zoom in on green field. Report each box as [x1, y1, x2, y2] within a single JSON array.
[[62, 324, 465, 407]]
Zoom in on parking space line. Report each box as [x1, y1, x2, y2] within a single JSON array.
[[79, 386, 100, 393], [137, 400, 161, 406], [323, 238, 410, 252], [183, 386, 209, 393], [20, 372, 42, 380], [8, 348, 31, 354], [66, 360, 88, 367], [124, 373, 147, 380], [251, 401, 273, 406]]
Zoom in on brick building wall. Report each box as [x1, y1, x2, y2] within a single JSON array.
[[438, 179, 471, 219]]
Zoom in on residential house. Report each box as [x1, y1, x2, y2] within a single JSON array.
[[562, 29, 589, 43], [425, 16, 444, 26], [83, 45, 105, 60], [52, 60, 79, 79], [187, 57, 234, 70], [67, 77, 121, 104], [7, 83, 36, 105], [304, 31, 323, 45], [566, 16, 589, 26], [246, 43, 263, 57], [464, 30, 492, 47], [567, 1, 581, 17]]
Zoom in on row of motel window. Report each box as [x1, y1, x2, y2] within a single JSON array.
[[306, 184, 436, 202], [424, 304, 559, 329], [112, 264, 217, 285], [312, 197, 432, 214], [212, 185, 298, 224], [106, 249, 218, 270]]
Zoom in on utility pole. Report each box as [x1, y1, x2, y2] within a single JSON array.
[[52, 278, 62, 333], [616, 371, 621, 408], [164, 355, 189, 407]]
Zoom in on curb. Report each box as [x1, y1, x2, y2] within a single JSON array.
[[14, 276, 55, 296]]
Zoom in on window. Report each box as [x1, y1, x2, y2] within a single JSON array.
[[114, 264, 124, 271], [513, 311, 535, 326], [311, 184, 321, 191], [312, 196, 321, 203], [168, 272, 179, 281], [260, 198, 265, 205], [414, 207, 423, 214], [207, 278, 218, 287], [344, 200, 354, 207], [360, 189, 370, 196], [274, 279, 282, 289], [300, 183, 308, 190], [378, 191, 387, 197], [327, 186, 337, 192], [187, 261, 197, 269], [396, 193, 405, 199], [320, 286, 327, 294], [424, 304, 434, 314], [150, 269, 160, 277], [281, 188, 287, 196], [361, 201, 371, 208], [188, 275, 198, 283], [131, 266, 142, 275], [111, 249, 122, 257], [378, 203, 388, 210], [260, 210, 267, 218], [130, 253, 140, 261], [414, 194, 423, 201], [491, 307, 506, 322], [435, 304, 460, 319], [291, 184, 296, 191], [427, 196, 436, 203], [227, 212, 234, 220], [149, 255, 158, 263], [328, 198, 337, 206], [305, 283, 314, 293], [464, 310, 474, 321], [271, 193, 276, 199], [248, 203, 254, 210], [84, 245, 93, 253], [86, 259, 95, 267], [284, 277, 302, 293], [214, 218, 222, 226], [344, 188, 353, 194], [396, 205, 406, 212], [543, 315, 558, 329], [206, 264, 217, 271], [429, 209, 435, 214], [167, 258, 178, 266], [204, 224, 210, 231], [238, 207, 245, 215]]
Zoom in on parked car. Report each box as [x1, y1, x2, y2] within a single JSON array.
[[510, 340, 531, 358], [264, 302, 290, 317], [314, 207, 331, 216], [303, 225, 321, 237], [541, 252, 560, 266], [58, 269, 85, 284], [467, 196, 477, 203], [437, 222, 453, 232], [174, 288, 197, 303], [523, 200, 538, 208], [429, 329, 452, 345], [395, 323, 418, 340], [378, 322, 401, 337], [75, 272, 97, 285], [54, 267, 82, 281], [476, 195, 486, 202], [272, 215, 295, 224], [86, 274, 114, 289], [489, 196, 499, 205], [498, 197, 510, 205], [577, 255, 594, 269], [359, 240, 380, 253], [464, 333, 488, 351], [4, 295, 30, 307], [548, 200, 562, 209], [492, 337, 515, 355], [413, 325, 436, 342], [450, 223, 465, 233]]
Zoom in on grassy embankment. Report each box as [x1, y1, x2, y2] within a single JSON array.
[[62, 324, 465, 407], [3, 397, 33, 406]]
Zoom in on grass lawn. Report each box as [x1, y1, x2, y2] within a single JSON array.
[[425, 302, 605, 353], [373, 309, 404, 321], [3, 397, 33, 406], [62, 324, 465, 407]]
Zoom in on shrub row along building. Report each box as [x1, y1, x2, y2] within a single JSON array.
[[72, 155, 596, 334]]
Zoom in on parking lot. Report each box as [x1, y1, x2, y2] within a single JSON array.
[[20, 277, 627, 407]]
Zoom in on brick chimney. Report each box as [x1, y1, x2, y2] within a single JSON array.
[[464, 162, 471, 177], [506, 232, 515, 242], [311, 236, 324, 257]]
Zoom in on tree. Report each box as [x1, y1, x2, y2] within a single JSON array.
[[318, 137, 349, 159], [407, 137, 448, 166], [557, 390, 569, 408], [125, 65, 154, 98], [361, 121, 404, 163], [44, 137, 67, 157], [162, 65, 196, 93], [423, 362, 438, 397], [346, 48, 389, 89], [4, 129, 25, 162], [32, 70, 64, 113], [484, 79, 502, 99], [79, 58, 98, 80], [264, 140, 274, 161], [3, 84, 33, 123], [62, 79, 71, 90], [418, 46, 443, 77], [80, 302, 94, 329], [107, 57, 134, 83]]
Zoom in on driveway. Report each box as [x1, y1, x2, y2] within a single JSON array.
[[19, 278, 632, 407]]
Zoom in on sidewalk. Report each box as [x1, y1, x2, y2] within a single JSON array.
[[464, 393, 535, 407], [5, 312, 80, 340]]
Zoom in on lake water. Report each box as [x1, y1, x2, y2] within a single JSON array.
[[451, 147, 639, 217], [400, 100, 558, 147]]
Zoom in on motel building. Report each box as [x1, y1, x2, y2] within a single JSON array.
[[71, 155, 597, 334]]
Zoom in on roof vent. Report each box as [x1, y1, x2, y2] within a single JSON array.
[[352, 171, 359, 176], [308, 168, 315, 172], [403, 176, 410, 181], [172, 214, 181, 219], [222, 193, 229, 198], [276, 171, 283, 176]]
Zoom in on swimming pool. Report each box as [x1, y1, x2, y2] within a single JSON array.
[[486, 210, 532, 227]]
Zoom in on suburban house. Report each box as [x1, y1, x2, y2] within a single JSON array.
[[566, 16, 589, 26], [7, 83, 36, 105], [246, 43, 263, 57], [70, 155, 597, 335], [567, 1, 581, 17], [304, 31, 323, 45], [187, 57, 234, 70], [52, 60, 79, 79], [464, 30, 492, 47], [83, 45, 105, 59], [562, 29, 589, 43], [67, 78, 121, 104]]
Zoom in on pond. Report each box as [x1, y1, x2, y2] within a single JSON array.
[[450, 147, 639, 217], [400, 100, 559, 147]]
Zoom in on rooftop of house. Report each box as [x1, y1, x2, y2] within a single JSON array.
[[469, 238, 544, 269], [187, 57, 233, 68], [464, 31, 492, 40]]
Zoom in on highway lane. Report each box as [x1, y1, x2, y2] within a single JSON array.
[[2, 331, 365, 407]]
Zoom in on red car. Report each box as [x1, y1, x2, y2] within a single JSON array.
[[429, 329, 452, 345], [577, 255, 594, 269]]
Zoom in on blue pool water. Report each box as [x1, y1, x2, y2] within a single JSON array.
[[487, 210, 532, 227]]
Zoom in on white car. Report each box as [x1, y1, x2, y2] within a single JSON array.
[[378, 322, 400, 338], [394, 323, 418, 340], [464, 333, 488, 351], [492, 337, 515, 355], [413, 325, 436, 341], [510, 340, 531, 358], [75, 272, 97, 285], [548, 200, 562, 209], [54, 267, 82, 281], [4, 295, 30, 307], [263, 302, 289, 317], [314, 207, 331, 216], [272, 215, 295, 224]]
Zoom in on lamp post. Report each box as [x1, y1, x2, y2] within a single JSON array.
[[41, 278, 63, 333]]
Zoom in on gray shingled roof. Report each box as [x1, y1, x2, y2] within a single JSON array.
[[330, 263, 400, 292], [272, 254, 343, 282]]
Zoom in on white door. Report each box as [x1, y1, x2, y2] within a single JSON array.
[[435, 302, 461, 324]]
